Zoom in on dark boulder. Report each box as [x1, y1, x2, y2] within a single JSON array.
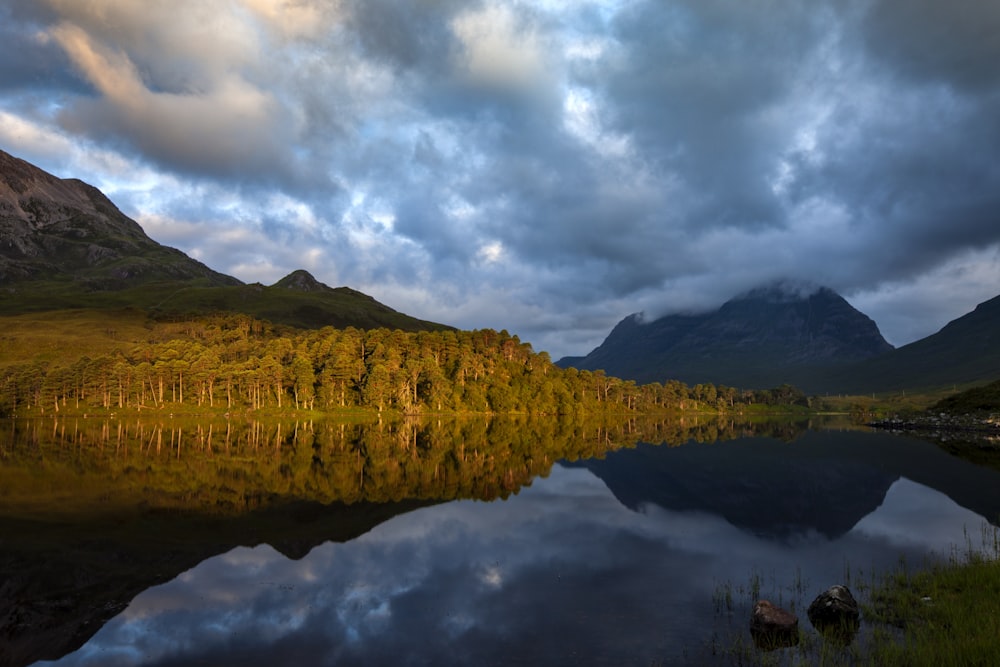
[[807, 584, 860, 643], [750, 600, 799, 650]]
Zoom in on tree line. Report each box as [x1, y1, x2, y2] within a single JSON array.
[[0, 316, 808, 416]]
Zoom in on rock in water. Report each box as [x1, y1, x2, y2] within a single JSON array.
[[750, 600, 799, 650], [807, 584, 860, 643]]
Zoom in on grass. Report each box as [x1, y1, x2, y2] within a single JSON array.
[[0, 309, 153, 366], [930, 379, 1000, 414], [1, 276, 449, 333], [864, 526, 1000, 666], [809, 388, 970, 418], [0, 299, 442, 373], [705, 524, 1000, 666]]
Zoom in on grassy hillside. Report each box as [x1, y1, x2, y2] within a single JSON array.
[[823, 294, 1000, 394], [0, 278, 450, 333], [1, 149, 449, 334], [0, 310, 156, 368], [931, 379, 1000, 414]]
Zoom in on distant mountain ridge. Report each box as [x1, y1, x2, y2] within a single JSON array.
[[559, 283, 894, 391], [0, 149, 448, 332], [825, 293, 1000, 393]]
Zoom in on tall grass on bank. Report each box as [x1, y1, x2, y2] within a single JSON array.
[[705, 523, 1000, 666], [707, 564, 865, 666], [864, 524, 1000, 666]]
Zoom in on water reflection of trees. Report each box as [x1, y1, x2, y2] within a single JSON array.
[[0, 416, 809, 514]]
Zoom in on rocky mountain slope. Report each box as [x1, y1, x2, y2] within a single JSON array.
[[559, 283, 894, 391], [0, 150, 447, 332], [827, 292, 1000, 393], [0, 149, 237, 288]]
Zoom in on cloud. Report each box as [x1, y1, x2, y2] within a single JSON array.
[[242, 0, 341, 41], [43, 0, 263, 89], [849, 246, 1000, 346], [46, 20, 309, 188], [0, 7, 80, 94], [450, 3, 549, 91], [1, 0, 999, 358], [861, 0, 1000, 91]]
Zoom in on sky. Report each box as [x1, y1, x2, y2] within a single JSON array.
[[1, 0, 999, 359]]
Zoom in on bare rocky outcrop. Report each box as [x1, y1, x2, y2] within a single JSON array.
[[0, 149, 239, 288]]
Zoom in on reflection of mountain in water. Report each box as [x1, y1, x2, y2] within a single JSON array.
[[4, 421, 1000, 667], [574, 430, 1000, 540], [0, 413, 700, 667], [0, 500, 428, 667], [574, 434, 896, 540]]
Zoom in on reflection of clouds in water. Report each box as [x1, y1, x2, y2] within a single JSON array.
[[51, 466, 992, 667], [852, 477, 990, 554]]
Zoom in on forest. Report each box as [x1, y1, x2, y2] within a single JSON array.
[[0, 314, 808, 417]]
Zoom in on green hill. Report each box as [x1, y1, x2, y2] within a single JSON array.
[[931, 378, 1000, 414], [0, 149, 447, 333], [824, 294, 1000, 394]]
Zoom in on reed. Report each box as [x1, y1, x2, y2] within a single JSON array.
[[863, 524, 1000, 666], [706, 523, 1000, 666]]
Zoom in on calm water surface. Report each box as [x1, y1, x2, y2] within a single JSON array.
[[3, 418, 998, 666]]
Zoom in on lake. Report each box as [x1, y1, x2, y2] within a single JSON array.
[[2, 416, 998, 666]]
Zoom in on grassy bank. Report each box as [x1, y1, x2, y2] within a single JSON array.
[[864, 538, 1000, 666], [708, 526, 1000, 666]]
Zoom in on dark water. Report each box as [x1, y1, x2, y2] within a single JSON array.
[[3, 417, 998, 666]]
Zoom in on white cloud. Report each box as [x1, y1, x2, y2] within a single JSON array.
[[49, 21, 288, 176], [562, 87, 630, 159], [475, 241, 505, 264], [44, 0, 262, 89], [450, 3, 549, 90], [3, 0, 1000, 360], [0, 110, 78, 161], [850, 246, 1000, 347], [241, 0, 342, 41]]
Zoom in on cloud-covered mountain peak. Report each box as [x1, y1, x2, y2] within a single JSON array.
[[732, 279, 829, 304], [561, 283, 894, 390]]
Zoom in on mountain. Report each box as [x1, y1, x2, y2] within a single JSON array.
[[0, 149, 237, 289], [571, 428, 1000, 540], [559, 283, 894, 391], [148, 269, 449, 330], [0, 149, 447, 332], [826, 293, 1000, 393]]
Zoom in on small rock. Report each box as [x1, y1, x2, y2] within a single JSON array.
[[750, 600, 799, 650]]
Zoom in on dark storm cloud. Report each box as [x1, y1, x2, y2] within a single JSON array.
[[598, 0, 823, 230], [775, 4, 1000, 293], [345, 0, 461, 71], [1, 0, 998, 356], [0, 18, 81, 94], [862, 0, 1000, 91]]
